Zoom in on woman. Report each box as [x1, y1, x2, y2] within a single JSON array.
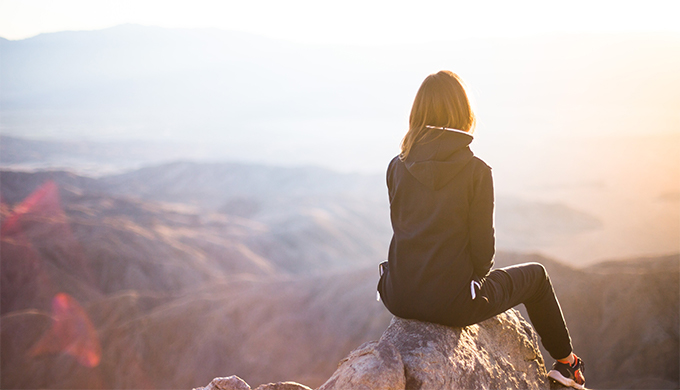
[[377, 71, 586, 389]]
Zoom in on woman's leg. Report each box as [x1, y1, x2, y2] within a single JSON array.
[[474, 262, 573, 360]]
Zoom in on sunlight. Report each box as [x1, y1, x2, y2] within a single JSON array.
[[1, 0, 679, 43], [1, 2, 679, 389]]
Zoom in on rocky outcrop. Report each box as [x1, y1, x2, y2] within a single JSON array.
[[196, 309, 560, 390], [5, 169, 674, 388], [194, 376, 312, 390]]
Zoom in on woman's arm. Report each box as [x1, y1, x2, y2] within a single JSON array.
[[469, 164, 495, 278]]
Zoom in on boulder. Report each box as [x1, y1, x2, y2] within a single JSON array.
[[194, 375, 312, 390], [195, 309, 572, 390], [319, 309, 550, 390]]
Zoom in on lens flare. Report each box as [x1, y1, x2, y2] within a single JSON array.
[[28, 293, 102, 367]]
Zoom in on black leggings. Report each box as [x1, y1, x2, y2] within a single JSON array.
[[470, 262, 573, 360]]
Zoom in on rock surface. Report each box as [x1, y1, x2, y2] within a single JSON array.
[[194, 376, 312, 390], [196, 309, 562, 390], [321, 309, 550, 390]]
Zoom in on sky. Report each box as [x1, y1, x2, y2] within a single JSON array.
[[1, 0, 680, 44]]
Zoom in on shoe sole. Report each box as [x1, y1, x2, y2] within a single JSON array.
[[548, 369, 585, 389]]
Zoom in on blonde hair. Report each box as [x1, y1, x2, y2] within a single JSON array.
[[400, 71, 476, 160]]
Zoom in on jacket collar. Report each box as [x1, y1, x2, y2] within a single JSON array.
[[404, 128, 475, 190]]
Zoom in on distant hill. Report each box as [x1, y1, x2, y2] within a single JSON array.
[[496, 253, 679, 389], [2, 26, 678, 172], [0, 24, 408, 148], [0, 162, 605, 270], [0, 135, 201, 174], [2, 26, 677, 264], [2, 224, 677, 389], [0, 165, 390, 274], [0, 166, 677, 388]]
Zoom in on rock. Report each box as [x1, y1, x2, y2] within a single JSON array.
[[194, 376, 251, 390], [318, 308, 550, 390], [317, 340, 405, 390], [195, 309, 558, 390], [254, 382, 313, 390], [193, 376, 312, 390]]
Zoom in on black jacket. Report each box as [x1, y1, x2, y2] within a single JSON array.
[[378, 128, 495, 325]]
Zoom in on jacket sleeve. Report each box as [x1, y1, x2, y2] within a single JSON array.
[[469, 164, 495, 278], [386, 156, 398, 202]]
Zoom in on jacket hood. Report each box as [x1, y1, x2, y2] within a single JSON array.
[[404, 129, 474, 190]]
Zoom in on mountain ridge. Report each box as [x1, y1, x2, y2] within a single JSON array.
[[1, 166, 678, 388]]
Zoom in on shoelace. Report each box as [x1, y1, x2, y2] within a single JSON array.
[[572, 357, 586, 385], [573, 356, 585, 374]]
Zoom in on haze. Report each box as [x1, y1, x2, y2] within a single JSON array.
[[3, 0, 679, 44], [1, 4, 679, 389], [1, 2, 678, 263]]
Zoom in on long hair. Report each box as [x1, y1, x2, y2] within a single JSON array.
[[400, 71, 476, 160]]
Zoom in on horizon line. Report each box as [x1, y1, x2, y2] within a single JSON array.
[[2, 23, 680, 45]]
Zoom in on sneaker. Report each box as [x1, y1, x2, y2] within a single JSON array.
[[548, 355, 586, 389]]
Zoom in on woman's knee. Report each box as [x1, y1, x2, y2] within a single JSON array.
[[508, 262, 548, 279], [526, 262, 556, 294], [526, 262, 548, 277]]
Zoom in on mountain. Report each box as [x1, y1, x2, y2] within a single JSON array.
[[1, 266, 392, 389], [2, 26, 678, 265], [0, 24, 410, 150], [1, 166, 677, 389], [0, 165, 391, 274], [2, 26, 678, 173], [0, 135, 201, 174], [497, 252, 680, 389], [0, 162, 606, 271], [3, 247, 677, 389]]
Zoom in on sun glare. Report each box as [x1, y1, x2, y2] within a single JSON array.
[[1, 0, 679, 43]]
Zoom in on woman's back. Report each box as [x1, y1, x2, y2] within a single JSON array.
[[379, 127, 494, 325]]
